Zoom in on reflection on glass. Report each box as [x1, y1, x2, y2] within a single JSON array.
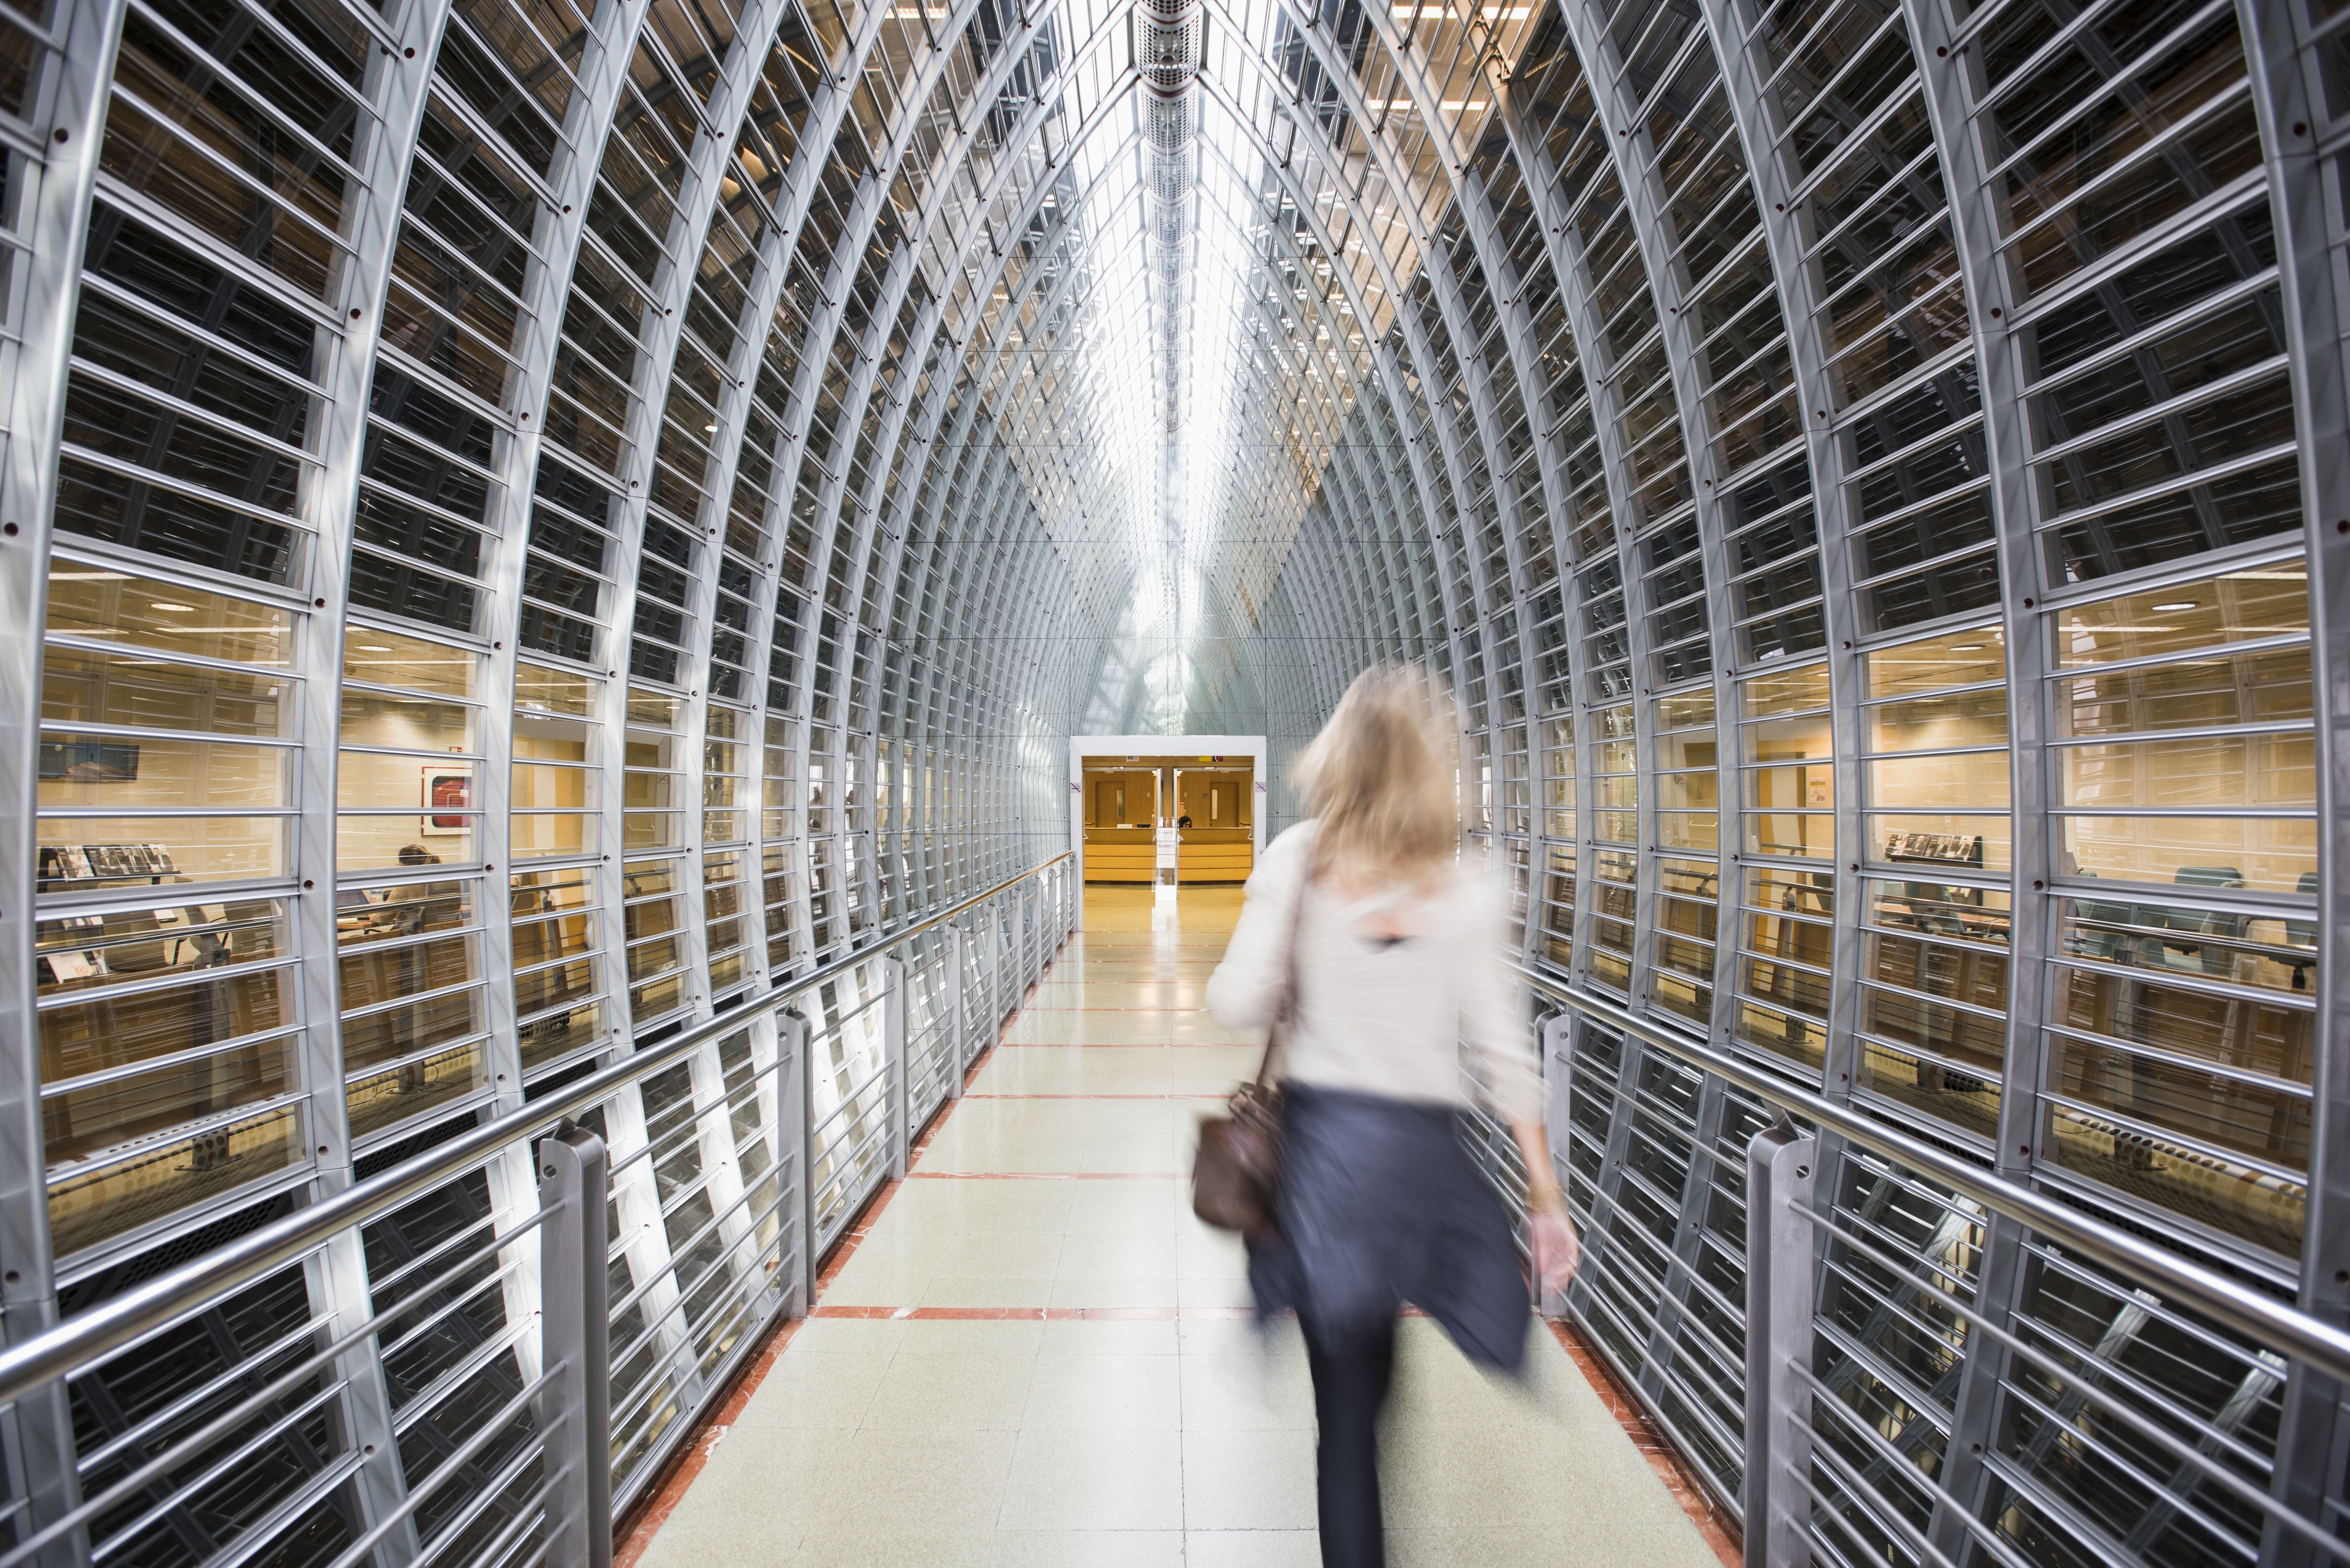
[[517, 661, 599, 717], [2059, 816, 2314, 894], [1736, 864, 1832, 1073], [32, 895, 296, 1255], [1588, 849, 1635, 993], [348, 1042, 486, 1139], [2052, 963, 2311, 1090], [43, 645, 286, 737], [48, 1106, 302, 1258], [343, 625, 479, 697], [1856, 875, 2009, 1137], [2053, 566, 2307, 669], [2055, 649, 2310, 737], [1854, 1037, 2001, 1140], [38, 818, 289, 886], [1743, 663, 1830, 717], [2043, 1015, 2308, 1259], [339, 691, 481, 755], [45, 567, 293, 665], [513, 854, 603, 1066]]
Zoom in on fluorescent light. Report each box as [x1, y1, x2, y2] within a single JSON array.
[[149, 601, 195, 612], [2151, 600, 2197, 611]]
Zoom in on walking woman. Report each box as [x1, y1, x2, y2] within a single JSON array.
[[1205, 665, 1579, 1567]]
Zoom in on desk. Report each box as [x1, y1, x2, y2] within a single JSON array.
[[1176, 828, 1252, 883], [1084, 827, 1157, 883]]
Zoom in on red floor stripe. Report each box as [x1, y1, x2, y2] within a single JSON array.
[[995, 1041, 1254, 1049], [809, 1304, 1435, 1323], [904, 1170, 1188, 1180], [960, 1092, 1224, 1100], [808, 1304, 1256, 1321]]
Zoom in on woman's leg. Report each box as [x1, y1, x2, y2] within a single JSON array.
[[1303, 1315, 1397, 1567]]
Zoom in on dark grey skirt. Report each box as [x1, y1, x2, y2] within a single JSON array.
[[1248, 1082, 1530, 1372]]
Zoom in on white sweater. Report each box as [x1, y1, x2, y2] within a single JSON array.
[[1204, 821, 1545, 1127]]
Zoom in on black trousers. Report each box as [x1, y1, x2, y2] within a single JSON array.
[[1303, 1314, 1397, 1568]]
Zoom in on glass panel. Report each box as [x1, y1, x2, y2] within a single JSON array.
[[48, 1106, 302, 1258], [45, 567, 294, 664], [43, 646, 287, 736], [38, 820, 288, 886], [344, 626, 480, 696], [2053, 566, 2309, 668]]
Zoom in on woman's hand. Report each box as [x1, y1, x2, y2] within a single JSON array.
[[1508, 1119, 1579, 1304], [1529, 1205, 1579, 1302]]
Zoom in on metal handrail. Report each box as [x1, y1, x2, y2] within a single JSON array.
[[0, 852, 1074, 1408], [1512, 962, 2350, 1388]]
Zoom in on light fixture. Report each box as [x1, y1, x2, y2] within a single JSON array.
[[359, 644, 393, 652], [1950, 644, 1984, 652], [2151, 600, 2197, 611], [149, 601, 195, 612]]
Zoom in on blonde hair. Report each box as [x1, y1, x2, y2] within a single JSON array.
[[1294, 664, 1462, 886]]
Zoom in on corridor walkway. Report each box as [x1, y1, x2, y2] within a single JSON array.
[[624, 887, 1732, 1566]]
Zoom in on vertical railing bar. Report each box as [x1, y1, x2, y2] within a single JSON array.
[[883, 954, 909, 1177], [778, 1010, 813, 1316], [1746, 1115, 1816, 1568], [944, 923, 967, 1100], [535, 1121, 611, 1568]]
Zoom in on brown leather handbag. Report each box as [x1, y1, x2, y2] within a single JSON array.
[[1191, 861, 1312, 1239]]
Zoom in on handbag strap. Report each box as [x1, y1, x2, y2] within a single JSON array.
[[1249, 847, 1315, 1090]]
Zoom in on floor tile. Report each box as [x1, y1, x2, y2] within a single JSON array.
[[1182, 1530, 1324, 1567], [1039, 1316, 1183, 1355], [862, 1350, 1037, 1430], [729, 1349, 892, 1430], [1182, 1427, 1319, 1529], [790, 1528, 996, 1567], [1023, 1352, 1183, 1429], [998, 1428, 1185, 1530], [634, 1519, 799, 1568], [989, 1531, 1186, 1567]]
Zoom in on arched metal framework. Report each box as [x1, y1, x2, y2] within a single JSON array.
[[1, 0, 2346, 1556]]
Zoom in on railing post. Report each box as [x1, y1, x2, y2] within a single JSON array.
[[1538, 1013, 1575, 1319], [944, 924, 967, 1099], [778, 1009, 814, 1315], [987, 904, 1005, 1033], [1745, 1116, 1817, 1568], [538, 1123, 611, 1568], [1021, 884, 1037, 990], [883, 955, 909, 1177]]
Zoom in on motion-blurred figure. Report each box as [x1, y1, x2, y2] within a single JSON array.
[[1206, 664, 1577, 1568]]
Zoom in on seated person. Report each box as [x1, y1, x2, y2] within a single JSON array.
[[382, 844, 443, 933], [1176, 813, 1193, 829]]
